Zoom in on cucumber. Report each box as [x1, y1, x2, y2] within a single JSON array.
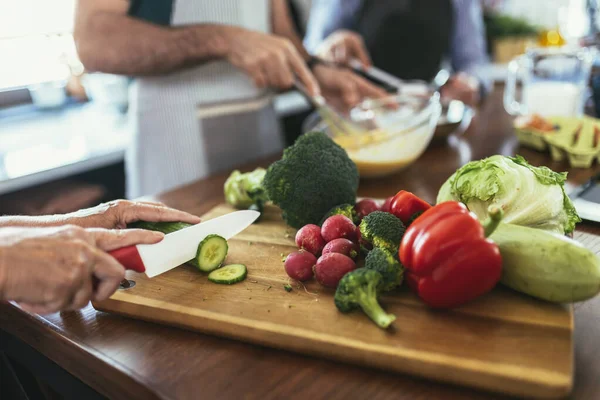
[[208, 264, 247, 284], [490, 223, 600, 303], [128, 221, 227, 271], [128, 221, 193, 234], [196, 234, 228, 272]]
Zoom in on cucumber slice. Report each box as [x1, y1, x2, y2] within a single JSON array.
[[196, 234, 228, 272], [208, 264, 247, 284]]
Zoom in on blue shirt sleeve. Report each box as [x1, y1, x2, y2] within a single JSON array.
[[450, 0, 491, 93], [303, 0, 363, 53]]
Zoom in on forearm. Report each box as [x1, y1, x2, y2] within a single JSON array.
[[271, 0, 311, 62], [75, 12, 231, 76], [0, 215, 69, 228]]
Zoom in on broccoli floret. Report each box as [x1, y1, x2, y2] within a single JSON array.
[[224, 168, 268, 208], [365, 248, 404, 292], [359, 211, 405, 254], [334, 269, 396, 329], [320, 203, 359, 225], [263, 131, 359, 228]]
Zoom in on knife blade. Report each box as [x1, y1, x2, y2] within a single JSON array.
[[109, 210, 260, 278]]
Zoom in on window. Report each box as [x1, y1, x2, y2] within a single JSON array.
[[0, 1, 81, 91]]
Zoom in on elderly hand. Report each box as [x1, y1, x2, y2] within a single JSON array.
[[62, 200, 201, 229], [312, 63, 388, 111], [315, 30, 372, 68], [440, 72, 480, 107], [0, 225, 165, 315]]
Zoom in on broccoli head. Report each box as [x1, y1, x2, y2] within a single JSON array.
[[320, 203, 359, 225], [263, 131, 359, 228], [334, 268, 396, 329], [365, 248, 404, 292], [359, 211, 405, 254], [224, 168, 268, 208]]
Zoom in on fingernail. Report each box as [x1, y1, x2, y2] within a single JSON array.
[[153, 231, 165, 238]]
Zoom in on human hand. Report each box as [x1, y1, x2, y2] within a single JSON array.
[[440, 72, 480, 107], [223, 26, 320, 96], [315, 30, 372, 68], [0, 225, 164, 314], [312, 64, 388, 111], [62, 200, 201, 230]]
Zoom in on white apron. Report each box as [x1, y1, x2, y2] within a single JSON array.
[[126, 0, 284, 198]]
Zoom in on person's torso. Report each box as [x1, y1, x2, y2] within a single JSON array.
[[355, 0, 454, 81], [128, 0, 272, 108]]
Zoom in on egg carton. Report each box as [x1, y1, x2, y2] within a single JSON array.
[[514, 115, 600, 168]]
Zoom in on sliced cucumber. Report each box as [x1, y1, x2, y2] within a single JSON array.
[[196, 234, 228, 272], [208, 264, 247, 284]]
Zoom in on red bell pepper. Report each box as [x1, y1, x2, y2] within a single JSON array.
[[389, 190, 432, 225], [399, 201, 503, 309]]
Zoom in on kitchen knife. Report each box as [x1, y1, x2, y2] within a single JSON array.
[[109, 210, 260, 278]]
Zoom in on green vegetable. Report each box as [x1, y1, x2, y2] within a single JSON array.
[[224, 168, 268, 209], [208, 264, 247, 284], [334, 269, 396, 329], [196, 234, 229, 272], [437, 155, 580, 234], [320, 204, 359, 225], [365, 248, 404, 292], [284, 284, 293, 292], [491, 223, 600, 303], [263, 131, 359, 228], [359, 211, 405, 254]]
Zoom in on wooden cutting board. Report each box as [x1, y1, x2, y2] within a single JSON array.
[[93, 203, 573, 399]]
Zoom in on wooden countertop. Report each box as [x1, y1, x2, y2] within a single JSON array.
[[1, 86, 599, 400]]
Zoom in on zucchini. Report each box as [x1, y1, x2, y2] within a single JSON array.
[[208, 264, 247, 284], [196, 234, 228, 272], [491, 223, 600, 303]]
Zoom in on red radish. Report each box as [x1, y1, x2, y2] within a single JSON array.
[[354, 199, 380, 222], [380, 196, 394, 213], [284, 250, 317, 281], [314, 253, 357, 288], [322, 238, 359, 260], [295, 224, 326, 256], [321, 215, 358, 243]]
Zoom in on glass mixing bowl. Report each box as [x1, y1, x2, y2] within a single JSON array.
[[303, 92, 442, 178]]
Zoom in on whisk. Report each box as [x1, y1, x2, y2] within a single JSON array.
[[293, 80, 369, 137]]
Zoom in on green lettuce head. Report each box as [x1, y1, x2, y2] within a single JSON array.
[[436, 155, 580, 234], [224, 168, 267, 208]]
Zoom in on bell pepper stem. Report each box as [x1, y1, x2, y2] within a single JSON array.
[[483, 206, 503, 238]]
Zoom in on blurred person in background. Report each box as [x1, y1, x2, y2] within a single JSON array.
[[0, 200, 200, 314], [304, 0, 491, 107], [74, 0, 387, 199]]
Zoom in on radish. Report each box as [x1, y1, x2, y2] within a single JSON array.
[[354, 199, 380, 222], [284, 250, 317, 281], [321, 215, 358, 243], [380, 196, 394, 213], [295, 224, 326, 256], [314, 253, 357, 288], [322, 238, 359, 260]]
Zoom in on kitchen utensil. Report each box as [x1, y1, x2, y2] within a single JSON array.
[[94, 202, 574, 399], [292, 80, 369, 136], [433, 99, 473, 139], [109, 210, 260, 277], [504, 46, 596, 117], [303, 91, 441, 178]]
